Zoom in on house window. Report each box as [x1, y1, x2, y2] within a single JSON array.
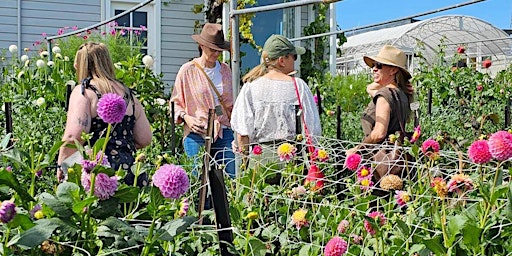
[[109, 1, 156, 57], [113, 9, 148, 55], [241, 0, 297, 72]]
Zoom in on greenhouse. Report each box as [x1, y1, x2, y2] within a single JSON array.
[[337, 15, 512, 76]]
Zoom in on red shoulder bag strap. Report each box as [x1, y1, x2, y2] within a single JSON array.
[[292, 77, 316, 164]]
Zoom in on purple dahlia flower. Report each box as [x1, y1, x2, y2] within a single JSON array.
[[0, 201, 16, 223], [152, 164, 189, 199], [97, 93, 126, 124]]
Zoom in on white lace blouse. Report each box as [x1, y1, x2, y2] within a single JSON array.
[[231, 77, 321, 143]]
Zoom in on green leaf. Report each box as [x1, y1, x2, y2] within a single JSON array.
[[39, 192, 74, 218], [7, 213, 35, 230], [0, 169, 35, 203], [147, 186, 164, 216], [157, 216, 197, 241], [506, 183, 512, 220], [0, 133, 11, 149], [299, 244, 312, 256], [247, 237, 267, 256], [396, 219, 410, 237], [113, 185, 140, 203], [423, 235, 447, 255], [91, 197, 120, 219], [491, 184, 509, 204], [72, 197, 96, 214], [8, 218, 60, 249], [446, 214, 467, 246], [56, 182, 80, 204], [460, 223, 481, 252]]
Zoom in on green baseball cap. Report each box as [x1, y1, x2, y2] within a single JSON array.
[[263, 34, 306, 59]]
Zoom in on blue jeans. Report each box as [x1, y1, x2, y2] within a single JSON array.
[[183, 128, 235, 179]]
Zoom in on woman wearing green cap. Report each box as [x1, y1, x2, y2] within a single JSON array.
[[231, 34, 321, 159]]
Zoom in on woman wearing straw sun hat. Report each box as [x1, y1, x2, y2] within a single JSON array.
[[346, 45, 413, 157], [170, 23, 235, 178]]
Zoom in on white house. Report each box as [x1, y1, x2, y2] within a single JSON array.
[[1, 0, 336, 88]]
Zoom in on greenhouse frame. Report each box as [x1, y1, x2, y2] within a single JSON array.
[[337, 15, 512, 77]]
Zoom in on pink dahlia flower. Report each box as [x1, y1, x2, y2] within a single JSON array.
[[359, 177, 374, 191], [394, 190, 410, 207], [324, 236, 348, 256], [467, 140, 492, 164], [421, 139, 440, 159], [81, 172, 118, 200], [344, 153, 361, 171], [364, 211, 386, 236], [488, 131, 512, 161], [356, 165, 372, 180], [337, 220, 349, 234], [0, 201, 16, 223], [277, 143, 296, 162], [313, 148, 329, 162], [350, 233, 363, 244], [152, 164, 190, 199], [252, 145, 262, 155], [447, 173, 473, 193], [290, 208, 309, 230], [97, 93, 127, 124], [409, 126, 421, 143]]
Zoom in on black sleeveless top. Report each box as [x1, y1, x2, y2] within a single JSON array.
[[82, 78, 146, 186], [361, 87, 410, 143]]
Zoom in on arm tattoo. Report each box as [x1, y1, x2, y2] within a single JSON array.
[[77, 113, 90, 127]]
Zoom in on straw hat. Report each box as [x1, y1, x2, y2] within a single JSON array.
[[363, 45, 411, 78], [191, 23, 230, 52]]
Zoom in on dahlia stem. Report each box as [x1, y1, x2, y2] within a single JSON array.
[[248, 163, 258, 205], [99, 124, 112, 165], [479, 162, 501, 229], [441, 199, 448, 248], [243, 218, 253, 256], [142, 217, 157, 256]]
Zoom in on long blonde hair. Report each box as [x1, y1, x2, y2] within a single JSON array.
[[242, 51, 280, 83], [75, 42, 117, 94]]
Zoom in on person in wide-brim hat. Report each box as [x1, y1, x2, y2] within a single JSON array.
[[363, 45, 411, 79], [191, 23, 230, 52]]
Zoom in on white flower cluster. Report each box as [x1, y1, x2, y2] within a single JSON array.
[[142, 55, 154, 68]]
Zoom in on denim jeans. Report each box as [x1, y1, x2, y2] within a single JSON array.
[[183, 128, 235, 179]]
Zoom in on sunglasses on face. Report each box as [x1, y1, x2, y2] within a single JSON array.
[[287, 54, 297, 61], [372, 62, 383, 69]]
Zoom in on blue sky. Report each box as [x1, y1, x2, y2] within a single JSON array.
[[335, 0, 511, 31]]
